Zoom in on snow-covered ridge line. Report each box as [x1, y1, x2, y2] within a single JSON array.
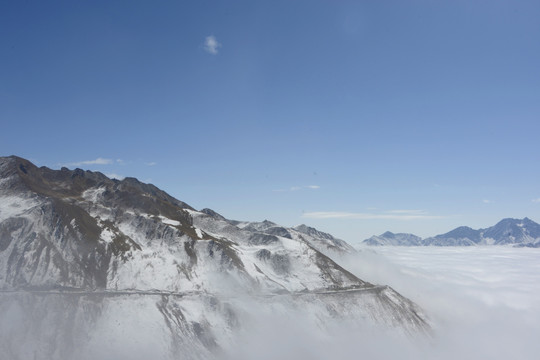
[[360, 217, 540, 247]]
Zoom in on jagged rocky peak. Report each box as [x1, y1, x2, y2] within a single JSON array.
[[0, 156, 207, 290], [238, 219, 278, 232], [200, 208, 227, 220], [292, 223, 356, 254], [1, 155, 111, 196], [0, 156, 369, 293], [294, 223, 334, 240], [199, 208, 242, 226], [0, 155, 192, 213]]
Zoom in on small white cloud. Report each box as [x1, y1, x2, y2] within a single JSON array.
[[203, 35, 221, 55], [290, 186, 302, 191], [532, 198, 540, 203], [105, 173, 124, 180], [302, 211, 444, 220], [306, 185, 320, 189], [483, 199, 492, 204], [145, 162, 157, 166], [65, 158, 113, 166]]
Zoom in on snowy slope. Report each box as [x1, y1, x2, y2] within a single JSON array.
[[362, 231, 423, 246], [0, 156, 430, 360]]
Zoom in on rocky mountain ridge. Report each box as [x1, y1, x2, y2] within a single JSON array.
[[0, 155, 430, 360]]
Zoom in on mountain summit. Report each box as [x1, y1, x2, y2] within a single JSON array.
[[0, 156, 430, 359]]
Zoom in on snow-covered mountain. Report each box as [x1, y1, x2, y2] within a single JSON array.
[[362, 231, 423, 246], [423, 226, 483, 246], [0, 156, 430, 360], [424, 218, 540, 246], [360, 218, 540, 247]]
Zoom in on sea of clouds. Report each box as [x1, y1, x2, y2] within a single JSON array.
[[2, 246, 539, 359], [226, 246, 540, 360]]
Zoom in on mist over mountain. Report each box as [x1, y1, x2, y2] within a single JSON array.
[[361, 218, 540, 247], [0, 156, 430, 360]]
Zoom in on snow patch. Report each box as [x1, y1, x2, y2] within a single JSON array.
[[82, 187, 106, 203], [158, 216, 181, 227], [0, 195, 39, 221], [100, 228, 116, 244]]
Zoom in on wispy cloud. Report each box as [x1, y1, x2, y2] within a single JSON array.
[[302, 210, 444, 220], [532, 198, 540, 203], [273, 185, 321, 192], [145, 162, 157, 166], [385, 209, 426, 215], [65, 158, 113, 166], [203, 35, 221, 55], [483, 199, 493, 204]]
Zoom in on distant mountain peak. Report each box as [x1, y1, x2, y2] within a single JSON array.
[[360, 218, 540, 247], [361, 232, 422, 246]]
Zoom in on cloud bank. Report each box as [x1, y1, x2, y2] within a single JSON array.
[[224, 246, 540, 360]]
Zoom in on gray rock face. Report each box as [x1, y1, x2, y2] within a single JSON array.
[[0, 156, 430, 359]]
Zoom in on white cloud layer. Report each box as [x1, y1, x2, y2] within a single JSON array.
[[204, 35, 221, 55], [222, 246, 540, 360], [339, 246, 540, 360], [532, 198, 540, 203], [385, 209, 426, 214]]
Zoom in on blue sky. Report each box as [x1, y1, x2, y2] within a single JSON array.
[[1, 0, 539, 241]]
